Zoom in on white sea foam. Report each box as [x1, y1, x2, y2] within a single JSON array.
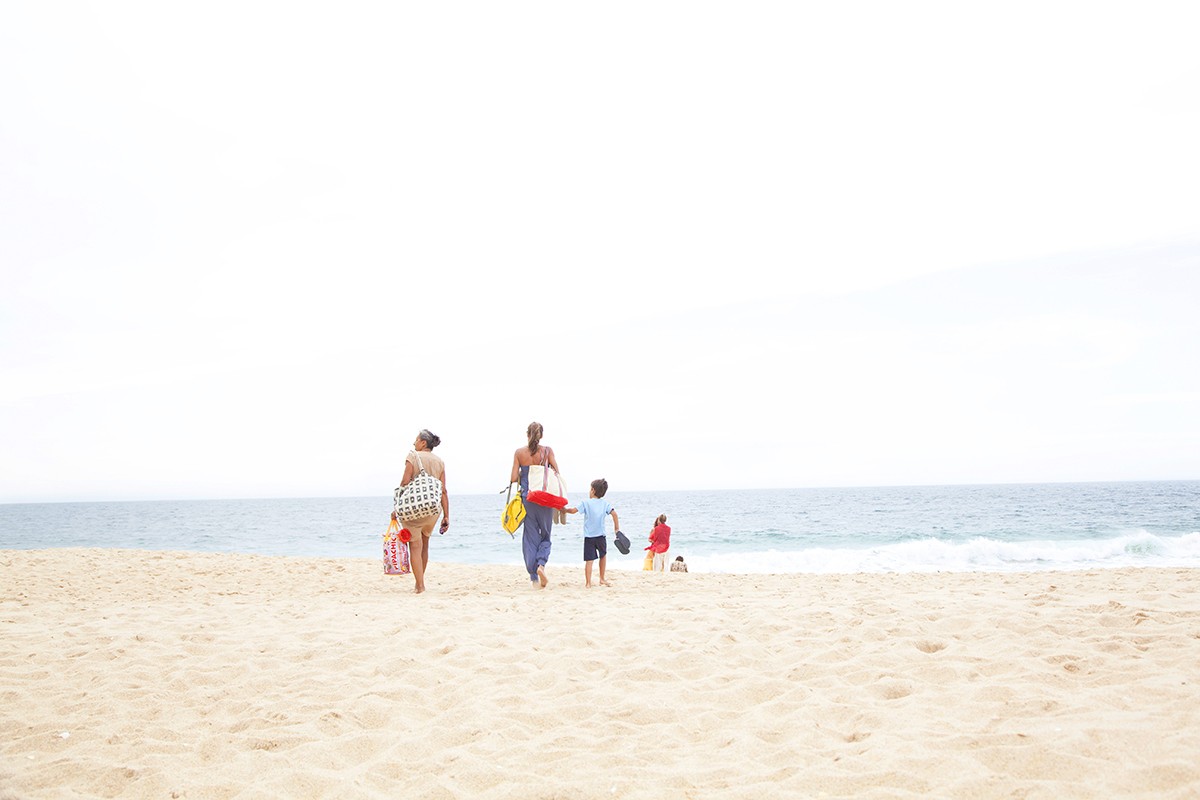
[[678, 531, 1200, 574]]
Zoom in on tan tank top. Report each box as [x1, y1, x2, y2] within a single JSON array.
[[406, 450, 445, 481]]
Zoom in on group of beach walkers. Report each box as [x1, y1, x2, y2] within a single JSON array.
[[391, 422, 676, 594]]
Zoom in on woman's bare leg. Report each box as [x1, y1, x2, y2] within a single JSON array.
[[409, 539, 426, 593]]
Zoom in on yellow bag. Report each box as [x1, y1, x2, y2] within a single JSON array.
[[643, 551, 654, 571], [502, 484, 526, 536]]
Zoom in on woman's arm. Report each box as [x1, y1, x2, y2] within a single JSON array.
[[510, 451, 521, 484], [440, 471, 450, 532], [401, 458, 415, 487], [546, 447, 560, 472]]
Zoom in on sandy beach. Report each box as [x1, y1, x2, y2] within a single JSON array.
[[2, 549, 1198, 799]]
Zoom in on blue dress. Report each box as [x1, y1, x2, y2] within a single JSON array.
[[519, 464, 554, 581]]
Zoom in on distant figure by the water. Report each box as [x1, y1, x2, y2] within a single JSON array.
[[670, 556, 688, 573], [647, 514, 671, 571]]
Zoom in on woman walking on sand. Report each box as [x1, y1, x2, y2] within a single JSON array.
[[394, 429, 449, 594], [511, 421, 562, 588]]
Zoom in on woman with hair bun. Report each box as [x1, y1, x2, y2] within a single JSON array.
[[394, 429, 449, 594], [510, 421, 562, 588]]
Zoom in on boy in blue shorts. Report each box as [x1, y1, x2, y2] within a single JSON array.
[[564, 478, 621, 588]]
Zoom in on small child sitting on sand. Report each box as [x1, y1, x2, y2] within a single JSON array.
[[563, 479, 620, 588]]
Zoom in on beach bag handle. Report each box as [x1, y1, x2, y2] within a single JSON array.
[[539, 450, 564, 491]]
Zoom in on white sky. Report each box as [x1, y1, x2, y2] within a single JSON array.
[[2, 1, 1199, 502]]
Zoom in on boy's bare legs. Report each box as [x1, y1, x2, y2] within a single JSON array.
[[585, 560, 594, 587], [599, 555, 610, 586]]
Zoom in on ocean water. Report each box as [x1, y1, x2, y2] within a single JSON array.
[[2, 481, 1198, 574]]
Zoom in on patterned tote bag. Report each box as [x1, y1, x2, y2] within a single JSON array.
[[394, 451, 443, 521]]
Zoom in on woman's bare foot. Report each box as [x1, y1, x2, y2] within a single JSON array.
[[600, 579, 612, 587], [537, 566, 548, 588]]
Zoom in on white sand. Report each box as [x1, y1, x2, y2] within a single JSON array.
[[2, 549, 1199, 799]]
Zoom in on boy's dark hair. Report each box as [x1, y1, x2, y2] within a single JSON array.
[[591, 478, 609, 498]]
